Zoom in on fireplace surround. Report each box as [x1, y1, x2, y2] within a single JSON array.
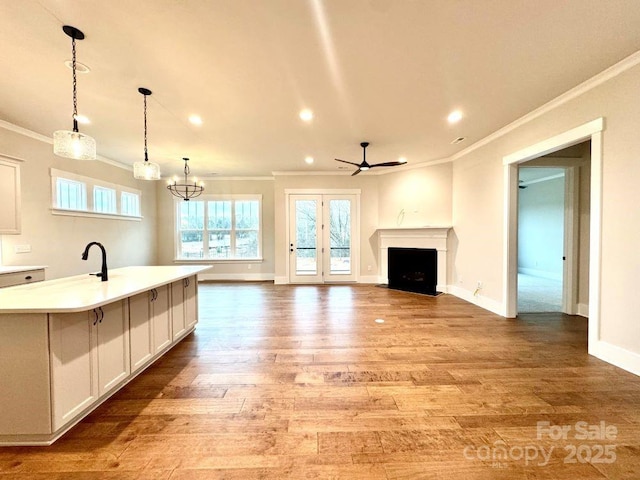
[[377, 227, 451, 293]]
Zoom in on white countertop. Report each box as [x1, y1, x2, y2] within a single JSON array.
[[0, 266, 47, 275], [0, 265, 211, 314]]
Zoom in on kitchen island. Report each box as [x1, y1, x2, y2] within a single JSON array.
[[0, 265, 210, 445]]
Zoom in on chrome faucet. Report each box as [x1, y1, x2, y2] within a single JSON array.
[[82, 242, 108, 281]]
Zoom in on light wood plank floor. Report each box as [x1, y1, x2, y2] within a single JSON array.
[[2, 283, 640, 479]]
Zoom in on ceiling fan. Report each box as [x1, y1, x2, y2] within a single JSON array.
[[335, 142, 407, 176]]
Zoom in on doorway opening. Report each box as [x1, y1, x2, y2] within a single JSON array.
[[503, 118, 603, 353], [517, 167, 566, 312]]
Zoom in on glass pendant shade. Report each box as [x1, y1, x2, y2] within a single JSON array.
[[133, 160, 161, 180], [53, 129, 96, 160], [54, 26, 96, 160]]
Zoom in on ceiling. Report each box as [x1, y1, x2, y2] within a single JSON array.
[[2, 1, 640, 178]]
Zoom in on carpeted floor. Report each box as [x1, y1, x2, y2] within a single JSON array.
[[517, 273, 562, 313]]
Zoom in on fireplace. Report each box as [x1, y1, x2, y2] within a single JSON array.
[[377, 227, 451, 293], [388, 247, 438, 295]]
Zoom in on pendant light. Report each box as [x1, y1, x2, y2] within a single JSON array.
[[133, 88, 161, 180], [167, 158, 204, 201], [53, 26, 96, 160]]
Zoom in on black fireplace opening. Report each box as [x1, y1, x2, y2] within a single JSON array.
[[388, 247, 438, 296]]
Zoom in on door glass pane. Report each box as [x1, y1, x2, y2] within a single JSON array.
[[329, 199, 351, 274], [295, 200, 317, 275]]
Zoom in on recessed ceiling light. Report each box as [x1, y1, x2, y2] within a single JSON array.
[[304, 156, 314, 164], [64, 60, 90, 73], [299, 109, 313, 122], [447, 110, 463, 124], [73, 114, 90, 124], [189, 115, 203, 125]]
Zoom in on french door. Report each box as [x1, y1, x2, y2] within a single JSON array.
[[288, 194, 358, 283]]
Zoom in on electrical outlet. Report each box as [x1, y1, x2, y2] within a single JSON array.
[[367, 265, 372, 272], [14, 244, 31, 254], [247, 264, 252, 270]]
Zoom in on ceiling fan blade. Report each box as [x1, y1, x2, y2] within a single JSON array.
[[351, 169, 362, 176], [335, 158, 360, 167], [370, 161, 406, 168]]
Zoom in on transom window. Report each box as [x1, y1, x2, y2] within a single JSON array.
[[56, 178, 87, 211], [93, 186, 117, 214], [176, 195, 262, 260], [50, 168, 142, 220]]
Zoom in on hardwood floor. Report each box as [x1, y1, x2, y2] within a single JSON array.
[[2, 283, 640, 479]]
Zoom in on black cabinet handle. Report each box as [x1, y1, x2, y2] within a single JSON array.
[[25, 275, 33, 280], [92, 309, 99, 326], [98, 307, 104, 323]]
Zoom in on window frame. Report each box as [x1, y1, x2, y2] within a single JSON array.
[[50, 168, 142, 220], [174, 194, 263, 262]]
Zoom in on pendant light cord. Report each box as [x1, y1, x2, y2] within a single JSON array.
[[143, 93, 149, 162], [71, 36, 79, 132]]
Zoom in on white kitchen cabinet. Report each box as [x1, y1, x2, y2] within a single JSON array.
[[152, 285, 171, 354], [49, 301, 129, 431], [0, 267, 45, 288], [171, 275, 198, 341], [129, 285, 171, 373], [0, 157, 21, 235], [129, 292, 153, 372], [95, 301, 130, 395]]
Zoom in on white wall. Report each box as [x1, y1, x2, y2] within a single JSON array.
[[0, 127, 158, 279], [378, 163, 453, 228], [452, 59, 640, 374]]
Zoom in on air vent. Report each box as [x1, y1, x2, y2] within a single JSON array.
[[451, 136, 466, 145]]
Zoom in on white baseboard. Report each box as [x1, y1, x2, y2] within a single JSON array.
[[359, 275, 380, 284], [577, 303, 589, 317], [590, 340, 640, 377], [199, 273, 274, 282], [518, 268, 562, 281], [447, 285, 505, 316], [274, 276, 288, 285]]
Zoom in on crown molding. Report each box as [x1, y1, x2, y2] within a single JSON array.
[[451, 50, 640, 162]]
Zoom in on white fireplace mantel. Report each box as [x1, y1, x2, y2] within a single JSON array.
[[376, 226, 452, 292]]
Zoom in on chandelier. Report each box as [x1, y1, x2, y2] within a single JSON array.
[[53, 26, 96, 160], [167, 158, 204, 201], [133, 87, 161, 180]]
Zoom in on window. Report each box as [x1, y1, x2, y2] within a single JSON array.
[[93, 186, 116, 214], [51, 168, 142, 220], [121, 191, 141, 217], [176, 195, 262, 260], [56, 177, 87, 211]]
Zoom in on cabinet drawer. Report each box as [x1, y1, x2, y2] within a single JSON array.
[[0, 269, 45, 288]]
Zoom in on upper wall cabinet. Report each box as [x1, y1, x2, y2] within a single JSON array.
[[0, 156, 21, 234]]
